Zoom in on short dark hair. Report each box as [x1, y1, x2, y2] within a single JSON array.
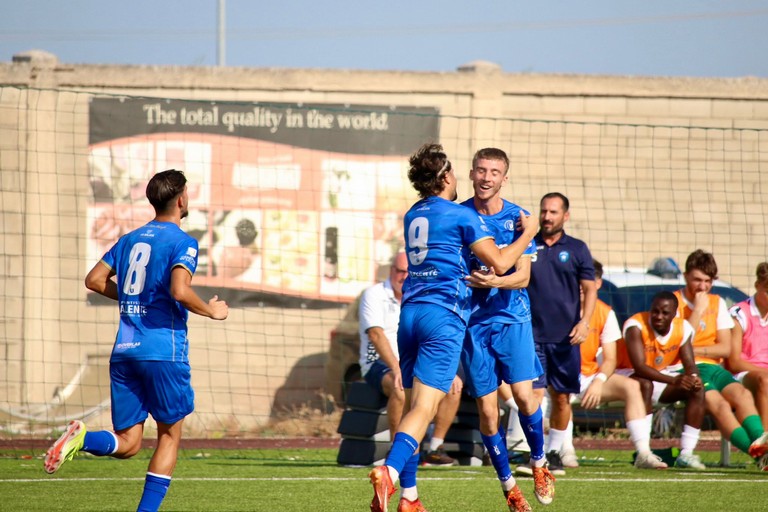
[[684, 249, 718, 280], [593, 259, 603, 279], [472, 147, 509, 174], [146, 169, 187, 213], [235, 218, 258, 246], [652, 290, 678, 309], [540, 192, 569, 212], [408, 143, 452, 199], [756, 262, 768, 286]]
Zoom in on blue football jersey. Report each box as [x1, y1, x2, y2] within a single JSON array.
[[461, 198, 536, 326], [101, 221, 199, 362], [401, 196, 493, 323]]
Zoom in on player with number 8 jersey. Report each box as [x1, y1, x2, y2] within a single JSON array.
[[369, 144, 538, 512], [108, 222, 197, 362], [44, 169, 228, 512]]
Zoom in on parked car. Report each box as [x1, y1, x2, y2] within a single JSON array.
[[324, 293, 363, 405], [599, 257, 748, 327]]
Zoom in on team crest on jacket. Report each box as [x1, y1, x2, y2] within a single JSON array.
[[504, 220, 516, 231], [654, 355, 664, 366], [558, 251, 570, 263]]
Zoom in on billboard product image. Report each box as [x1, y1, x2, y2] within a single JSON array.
[[87, 98, 439, 305]]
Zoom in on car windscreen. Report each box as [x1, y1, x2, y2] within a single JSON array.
[[598, 283, 748, 327]]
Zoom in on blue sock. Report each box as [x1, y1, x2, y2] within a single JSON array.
[[82, 430, 118, 456], [137, 473, 171, 512], [386, 432, 419, 474], [481, 430, 512, 483], [399, 452, 420, 489], [519, 407, 545, 461]]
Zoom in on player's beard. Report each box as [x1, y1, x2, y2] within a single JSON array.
[[180, 194, 190, 219], [540, 222, 562, 237]]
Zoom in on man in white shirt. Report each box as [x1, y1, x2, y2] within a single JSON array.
[[359, 251, 461, 465]]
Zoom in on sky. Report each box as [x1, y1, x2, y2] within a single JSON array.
[[2, 0, 767, 78]]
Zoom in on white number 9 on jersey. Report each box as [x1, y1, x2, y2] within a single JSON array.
[[406, 216, 428, 265]]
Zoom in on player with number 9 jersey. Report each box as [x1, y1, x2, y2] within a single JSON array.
[[401, 197, 493, 324], [370, 144, 538, 512], [102, 220, 199, 363]]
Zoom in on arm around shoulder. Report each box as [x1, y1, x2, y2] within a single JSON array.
[[471, 214, 538, 275]]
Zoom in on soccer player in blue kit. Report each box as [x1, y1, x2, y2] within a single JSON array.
[[44, 169, 229, 512], [461, 148, 554, 509], [369, 143, 538, 512]]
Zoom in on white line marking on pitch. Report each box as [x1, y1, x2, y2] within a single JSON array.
[[2, 476, 766, 483]]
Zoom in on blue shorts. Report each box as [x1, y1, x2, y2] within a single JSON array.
[[398, 303, 464, 393], [364, 360, 392, 394], [462, 321, 543, 399], [532, 343, 581, 394], [110, 360, 194, 431]]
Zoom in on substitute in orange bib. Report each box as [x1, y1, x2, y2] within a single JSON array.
[[674, 249, 768, 463], [566, 260, 666, 469], [622, 291, 706, 469]]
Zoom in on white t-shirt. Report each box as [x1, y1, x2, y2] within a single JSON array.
[[358, 278, 400, 376], [730, 296, 768, 330], [601, 309, 622, 346], [593, 309, 621, 368]]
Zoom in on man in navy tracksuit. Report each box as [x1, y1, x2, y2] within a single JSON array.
[[527, 192, 596, 475]]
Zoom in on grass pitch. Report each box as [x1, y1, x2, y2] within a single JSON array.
[[1, 448, 766, 511]]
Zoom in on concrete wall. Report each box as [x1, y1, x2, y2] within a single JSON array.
[[1, 52, 766, 435]]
